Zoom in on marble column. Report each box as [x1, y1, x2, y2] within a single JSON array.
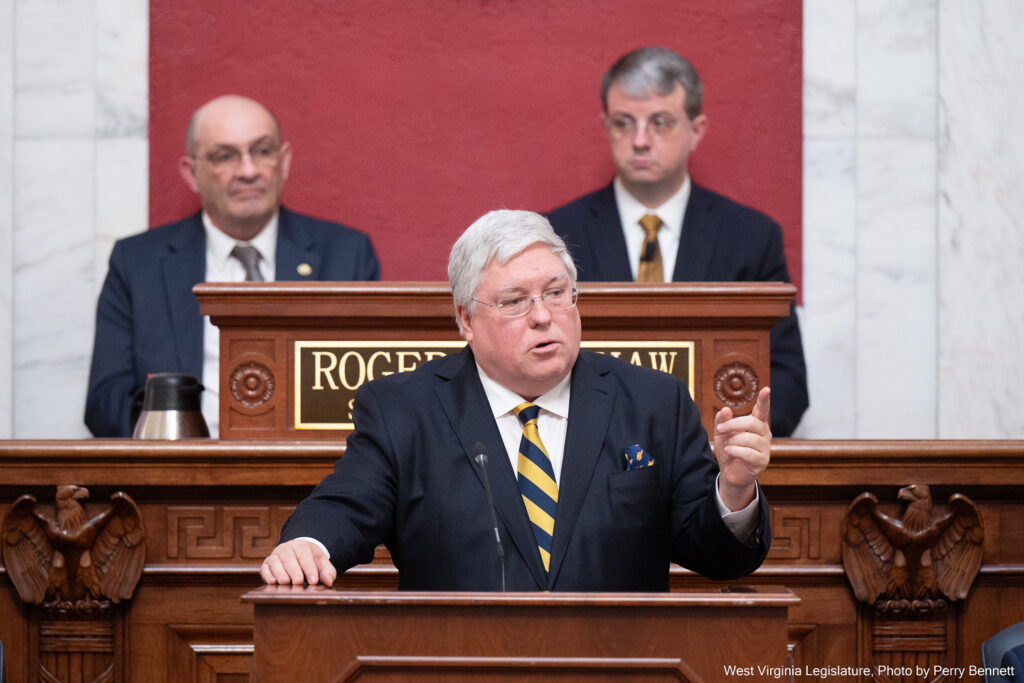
[[937, 0, 1024, 437], [1, 0, 13, 437], [801, 0, 857, 437], [9, 0, 146, 438]]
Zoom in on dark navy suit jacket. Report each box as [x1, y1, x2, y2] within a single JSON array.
[[547, 183, 809, 436], [281, 347, 770, 591], [85, 207, 380, 437]]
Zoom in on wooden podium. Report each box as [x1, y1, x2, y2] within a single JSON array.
[[196, 281, 795, 440], [243, 585, 798, 682]]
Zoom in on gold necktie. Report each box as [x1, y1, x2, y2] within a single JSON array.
[[513, 402, 558, 572], [637, 214, 663, 282]]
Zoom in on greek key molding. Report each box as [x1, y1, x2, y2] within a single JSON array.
[[767, 507, 822, 560], [166, 506, 295, 559]]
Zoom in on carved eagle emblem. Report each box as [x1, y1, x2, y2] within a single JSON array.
[[842, 484, 983, 614], [1, 485, 146, 614]]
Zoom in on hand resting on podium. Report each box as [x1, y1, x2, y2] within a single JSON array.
[[261, 538, 337, 587]]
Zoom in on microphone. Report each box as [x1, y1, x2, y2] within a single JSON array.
[[473, 441, 506, 591]]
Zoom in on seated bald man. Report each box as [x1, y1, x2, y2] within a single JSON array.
[[86, 95, 380, 437]]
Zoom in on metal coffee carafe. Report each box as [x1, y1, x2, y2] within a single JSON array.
[[132, 373, 210, 439]]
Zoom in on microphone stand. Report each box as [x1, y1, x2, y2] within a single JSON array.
[[473, 442, 506, 592]]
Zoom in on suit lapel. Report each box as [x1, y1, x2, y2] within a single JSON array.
[[585, 186, 634, 281], [673, 184, 719, 281], [276, 208, 322, 281], [546, 352, 615, 586], [163, 214, 206, 378], [433, 348, 549, 588]]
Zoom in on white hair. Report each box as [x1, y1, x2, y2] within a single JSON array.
[[447, 210, 577, 335]]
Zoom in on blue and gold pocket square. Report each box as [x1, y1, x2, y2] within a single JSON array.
[[624, 444, 655, 470]]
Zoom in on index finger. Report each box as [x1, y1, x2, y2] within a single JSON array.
[[751, 387, 771, 423]]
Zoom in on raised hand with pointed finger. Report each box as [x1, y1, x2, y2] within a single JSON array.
[[713, 387, 772, 512]]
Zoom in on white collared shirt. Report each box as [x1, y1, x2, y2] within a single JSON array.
[[613, 175, 691, 281], [475, 363, 571, 485], [201, 212, 279, 436]]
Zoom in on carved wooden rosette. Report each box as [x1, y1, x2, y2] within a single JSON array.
[[713, 361, 759, 411], [229, 360, 276, 409], [222, 345, 281, 433], [842, 485, 984, 682], [1, 486, 145, 683]]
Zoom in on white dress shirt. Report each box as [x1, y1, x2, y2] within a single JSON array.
[[613, 175, 691, 282], [476, 364, 571, 485], [201, 213, 279, 436]]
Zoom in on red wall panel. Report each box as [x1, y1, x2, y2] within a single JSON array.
[[150, 0, 802, 289]]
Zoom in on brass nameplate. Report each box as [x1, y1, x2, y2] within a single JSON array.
[[294, 340, 695, 430]]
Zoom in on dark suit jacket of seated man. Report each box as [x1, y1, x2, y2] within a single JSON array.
[[262, 209, 772, 592], [548, 181, 809, 437], [85, 206, 380, 437], [545, 46, 809, 437]]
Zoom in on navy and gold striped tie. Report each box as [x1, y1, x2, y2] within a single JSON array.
[[514, 402, 558, 572]]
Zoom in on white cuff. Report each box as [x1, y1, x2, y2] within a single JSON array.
[[714, 474, 761, 543], [294, 536, 330, 559]]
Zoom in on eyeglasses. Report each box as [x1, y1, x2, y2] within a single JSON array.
[[473, 287, 579, 318], [604, 113, 682, 140], [194, 142, 281, 170]]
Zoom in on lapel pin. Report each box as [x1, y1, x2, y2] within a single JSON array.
[[297, 263, 313, 276]]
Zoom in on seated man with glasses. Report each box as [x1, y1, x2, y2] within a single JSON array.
[[547, 46, 809, 437], [85, 95, 380, 437], [261, 209, 772, 591]]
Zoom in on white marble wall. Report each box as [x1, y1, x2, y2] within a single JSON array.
[[2, 0, 14, 438], [1, 0, 146, 438], [936, 0, 1024, 437], [0, 0, 1021, 438], [799, 0, 1024, 438]]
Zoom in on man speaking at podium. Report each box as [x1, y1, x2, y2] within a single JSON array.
[[261, 210, 772, 591]]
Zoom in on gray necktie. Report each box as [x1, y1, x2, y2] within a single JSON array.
[[230, 245, 264, 281]]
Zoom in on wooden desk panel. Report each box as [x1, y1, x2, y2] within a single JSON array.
[[244, 587, 797, 682], [195, 282, 794, 440], [2, 439, 1023, 682]]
